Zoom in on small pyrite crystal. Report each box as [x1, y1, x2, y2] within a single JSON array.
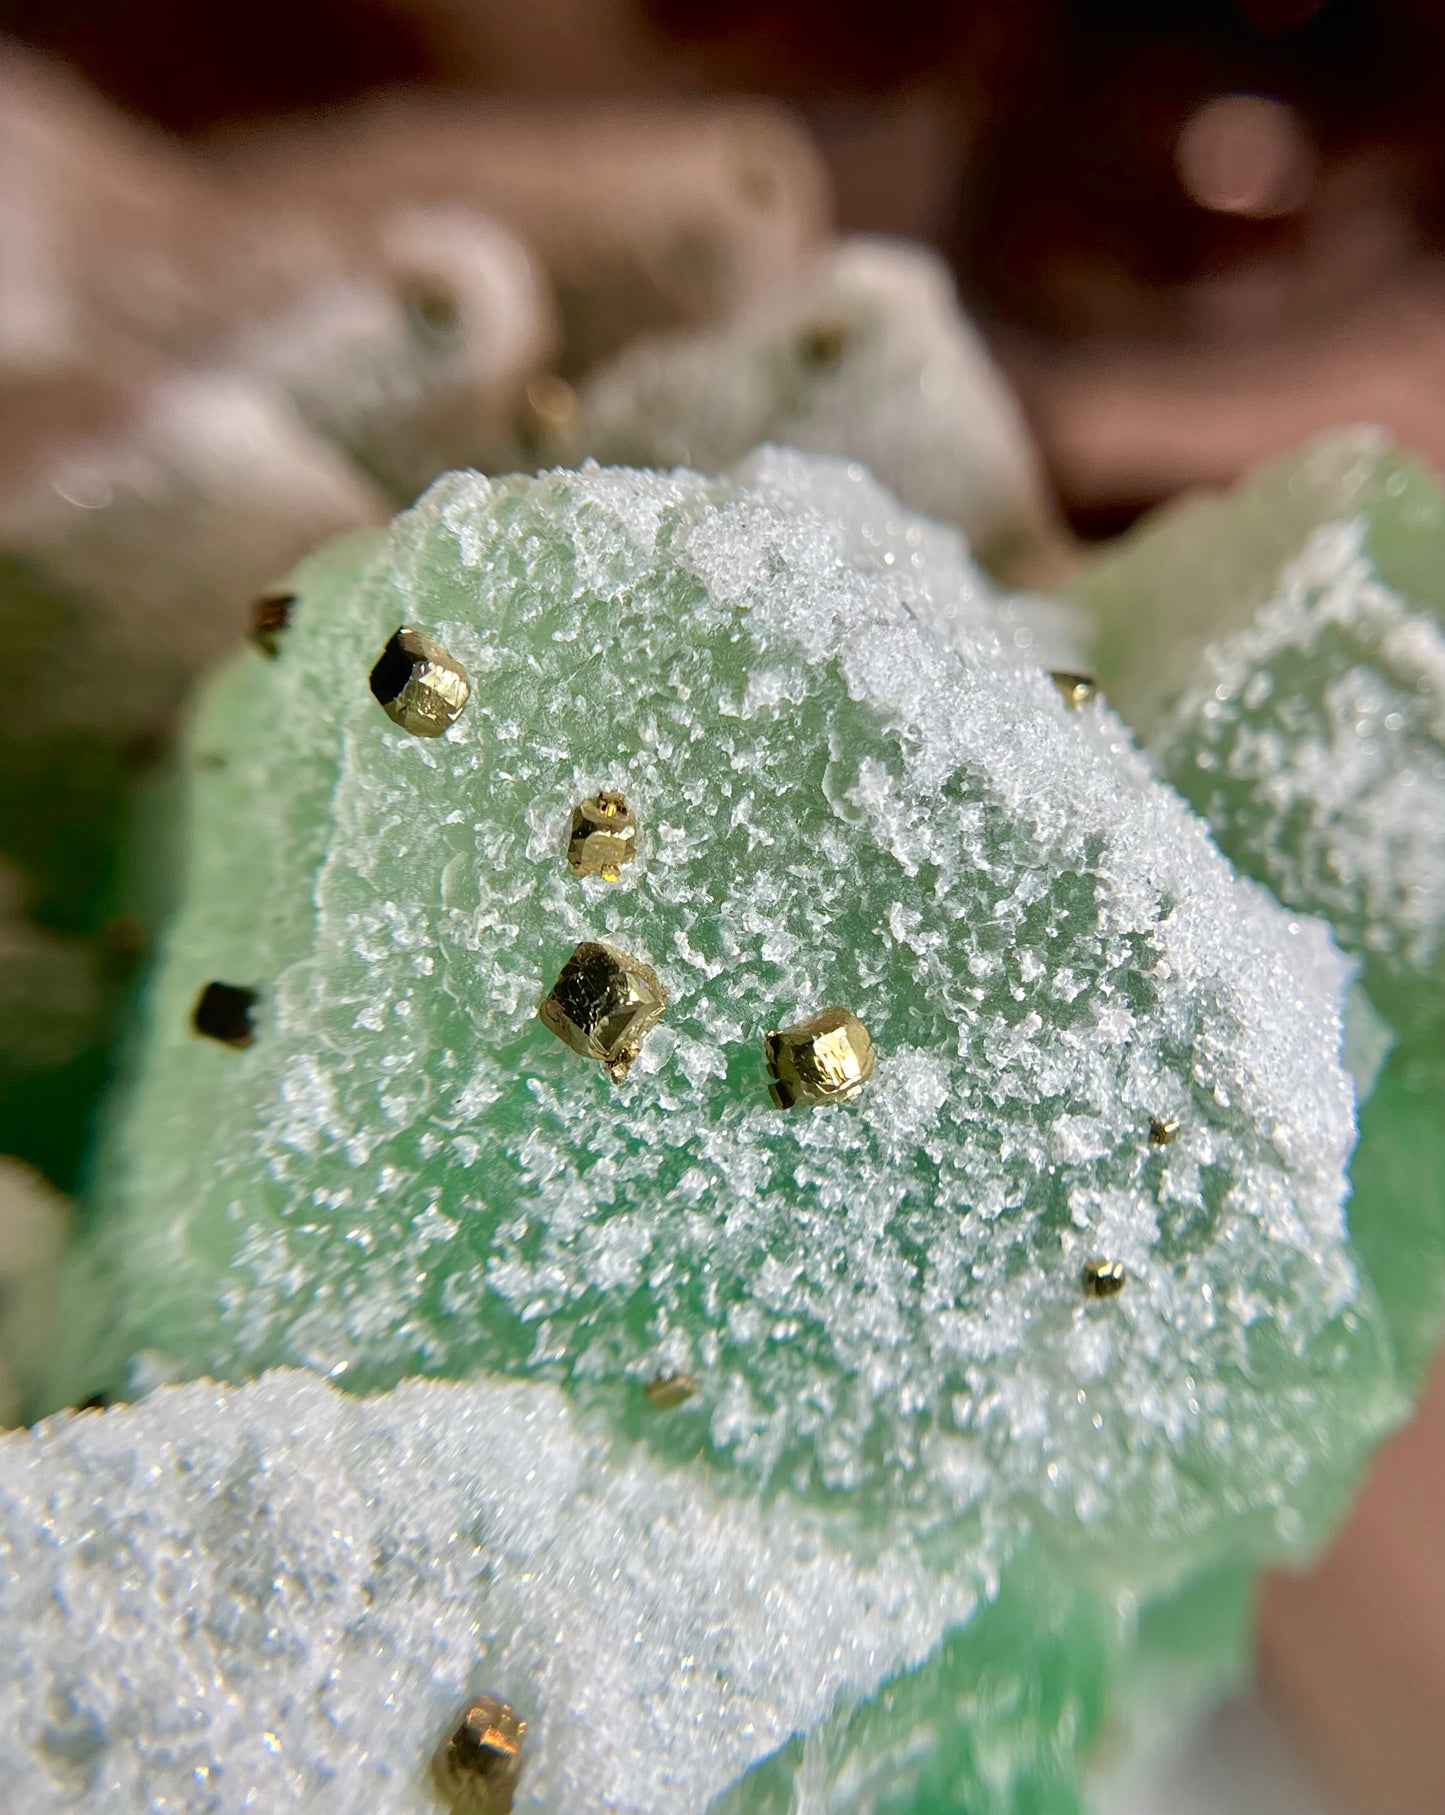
[[1081, 1258, 1128, 1299], [763, 1006, 875, 1108], [433, 1695, 526, 1815], [190, 982, 258, 1049], [538, 941, 667, 1081], [566, 790, 638, 879], [644, 1370, 698, 1409], [1050, 671, 1099, 708], [250, 590, 296, 659], [369, 626, 471, 737]]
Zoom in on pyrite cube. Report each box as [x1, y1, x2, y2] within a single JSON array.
[[433, 1695, 526, 1815], [369, 625, 471, 736], [567, 790, 637, 880], [764, 1006, 874, 1109], [1082, 1258, 1127, 1299], [539, 940, 666, 1081]]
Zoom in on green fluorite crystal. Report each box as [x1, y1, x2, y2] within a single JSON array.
[[1073, 427, 1445, 1383], [51, 448, 1408, 1809]]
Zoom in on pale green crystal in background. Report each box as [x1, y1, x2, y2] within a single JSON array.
[[1073, 428, 1445, 1383], [573, 240, 1063, 573], [31, 447, 1415, 1811]]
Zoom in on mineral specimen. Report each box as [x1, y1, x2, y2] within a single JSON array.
[[58, 450, 1393, 1615], [37, 446, 1428, 1812], [1072, 427, 1445, 1382], [572, 239, 1067, 575]]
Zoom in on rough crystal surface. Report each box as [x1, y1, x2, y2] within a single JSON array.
[[58, 449, 1391, 1608], [1071, 429, 1445, 1382], [0, 1371, 986, 1813], [1073, 429, 1445, 1051], [573, 241, 1061, 571]]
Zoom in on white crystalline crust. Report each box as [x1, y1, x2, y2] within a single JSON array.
[[87, 449, 1382, 1595], [575, 239, 1055, 562], [0, 1370, 977, 1814], [1147, 517, 1445, 1043]]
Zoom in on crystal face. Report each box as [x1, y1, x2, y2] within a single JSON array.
[[566, 789, 638, 879], [763, 1005, 875, 1108], [57, 450, 1389, 1600], [368, 625, 472, 737], [537, 939, 667, 1081]]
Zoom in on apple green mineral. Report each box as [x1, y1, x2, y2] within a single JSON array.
[[63, 451, 1394, 1585]]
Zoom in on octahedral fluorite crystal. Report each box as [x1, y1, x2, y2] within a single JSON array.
[[1073, 427, 1445, 1383], [36, 449, 1408, 1810]]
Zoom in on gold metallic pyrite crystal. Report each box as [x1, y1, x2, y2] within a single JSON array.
[[644, 1370, 698, 1409], [369, 626, 471, 736], [538, 940, 667, 1082], [1050, 672, 1099, 709], [1082, 1258, 1127, 1299], [1149, 1115, 1182, 1146], [567, 790, 638, 879], [250, 589, 295, 658], [433, 1695, 526, 1815], [764, 1007, 875, 1109]]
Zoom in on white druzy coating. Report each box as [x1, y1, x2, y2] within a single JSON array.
[[574, 239, 1059, 566], [0, 1371, 978, 1814], [69, 451, 1385, 1594]]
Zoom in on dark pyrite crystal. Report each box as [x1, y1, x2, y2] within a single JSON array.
[[251, 590, 296, 658], [191, 982, 258, 1049], [433, 1695, 526, 1815], [1082, 1258, 1127, 1299]]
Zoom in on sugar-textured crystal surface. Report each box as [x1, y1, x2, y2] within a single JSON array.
[[57, 448, 1397, 1619], [1072, 428, 1445, 1380], [572, 240, 1062, 572], [1072, 428, 1445, 1050], [0, 1370, 990, 1813]]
